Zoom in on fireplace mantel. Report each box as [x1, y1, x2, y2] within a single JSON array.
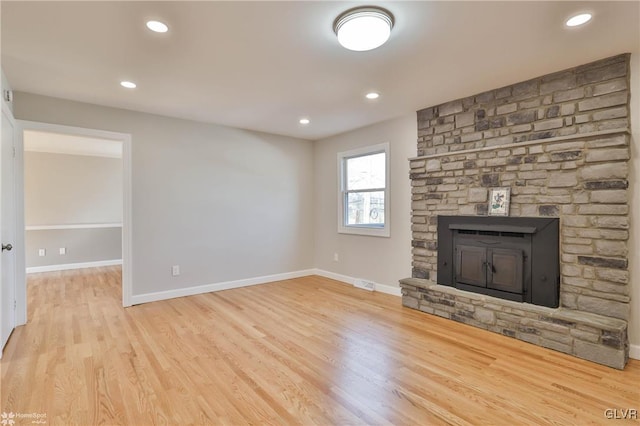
[[409, 128, 630, 161]]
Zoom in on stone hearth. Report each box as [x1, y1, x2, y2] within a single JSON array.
[[400, 54, 631, 369]]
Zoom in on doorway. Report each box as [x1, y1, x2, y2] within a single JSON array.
[[15, 121, 132, 327], [24, 131, 123, 273]]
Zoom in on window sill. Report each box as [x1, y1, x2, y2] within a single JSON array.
[[338, 225, 390, 238]]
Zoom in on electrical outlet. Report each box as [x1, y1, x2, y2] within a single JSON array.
[[59, 247, 66, 255], [38, 249, 46, 257], [333, 252, 339, 262], [172, 265, 180, 276]]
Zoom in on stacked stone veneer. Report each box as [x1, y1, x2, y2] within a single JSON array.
[[400, 54, 632, 369]]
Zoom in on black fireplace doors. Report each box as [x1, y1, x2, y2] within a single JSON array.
[[437, 216, 559, 308]]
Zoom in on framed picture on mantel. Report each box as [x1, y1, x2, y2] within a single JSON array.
[[488, 187, 510, 216]]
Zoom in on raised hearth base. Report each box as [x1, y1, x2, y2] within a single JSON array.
[[400, 277, 628, 369]]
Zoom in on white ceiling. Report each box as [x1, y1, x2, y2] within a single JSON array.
[[2, 1, 639, 141]]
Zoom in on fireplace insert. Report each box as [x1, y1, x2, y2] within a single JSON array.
[[437, 216, 559, 308]]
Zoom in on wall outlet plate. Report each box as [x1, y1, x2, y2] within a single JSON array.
[[38, 249, 46, 257], [171, 265, 180, 276], [59, 247, 66, 255]]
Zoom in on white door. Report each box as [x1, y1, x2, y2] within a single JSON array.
[[1, 103, 17, 352]]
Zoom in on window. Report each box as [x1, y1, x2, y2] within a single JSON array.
[[338, 143, 390, 237]]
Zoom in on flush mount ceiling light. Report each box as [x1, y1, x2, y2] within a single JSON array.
[[366, 92, 380, 100], [566, 13, 592, 27], [333, 6, 394, 51], [299, 118, 310, 125], [146, 20, 169, 33], [120, 81, 137, 89]]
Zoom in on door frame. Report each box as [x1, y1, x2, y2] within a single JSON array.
[[16, 120, 133, 319], [1, 100, 18, 349]]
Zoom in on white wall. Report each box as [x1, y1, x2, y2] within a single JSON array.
[[313, 114, 415, 288], [628, 53, 640, 355], [14, 92, 315, 296], [24, 151, 124, 268], [25, 151, 122, 225]]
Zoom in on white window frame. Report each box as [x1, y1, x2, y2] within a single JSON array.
[[337, 142, 390, 237]]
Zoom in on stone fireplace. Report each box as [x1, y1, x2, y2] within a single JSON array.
[[400, 54, 631, 369]]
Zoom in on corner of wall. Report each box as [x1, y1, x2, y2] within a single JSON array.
[[311, 114, 416, 290], [627, 52, 640, 359]]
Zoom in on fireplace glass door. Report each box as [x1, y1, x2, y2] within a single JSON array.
[[455, 245, 487, 287], [489, 248, 524, 293], [455, 245, 524, 294]]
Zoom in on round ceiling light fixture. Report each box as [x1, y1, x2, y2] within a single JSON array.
[[146, 20, 169, 33], [366, 92, 380, 100], [299, 118, 310, 125], [120, 81, 137, 89], [333, 6, 394, 51], [566, 13, 592, 27]]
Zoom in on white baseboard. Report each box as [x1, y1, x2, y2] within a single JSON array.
[[630, 344, 640, 360], [26, 259, 122, 273], [130, 268, 402, 306], [312, 269, 402, 297], [26, 223, 122, 231], [130, 269, 317, 305]]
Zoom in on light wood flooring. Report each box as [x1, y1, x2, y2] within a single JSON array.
[[1, 267, 638, 425]]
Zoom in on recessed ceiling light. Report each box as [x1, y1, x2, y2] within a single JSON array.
[[120, 81, 137, 89], [146, 20, 169, 33], [333, 7, 394, 51], [566, 13, 592, 27], [366, 92, 380, 100], [299, 118, 310, 125]]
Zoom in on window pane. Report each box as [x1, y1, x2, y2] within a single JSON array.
[[346, 152, 385, 190], [346, 191, 385, 226]]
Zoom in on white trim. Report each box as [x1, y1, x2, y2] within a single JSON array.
[[26, 223, 122, 231], [312, 269, 402, 297], [130, 269, 316, 305], [313, 269, 357, 286], [7, 104, 25, 328], [337, 142, 391, 238], [371, 282, 402, 296], [121, 133, 132, 307], [17, 120, 129, 143], [630, 344, 640, 361], [26, 259, 122, 274], [24, 131, 122, 158]]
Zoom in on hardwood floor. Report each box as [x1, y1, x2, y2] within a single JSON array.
[[1, 267, 638, 425]]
